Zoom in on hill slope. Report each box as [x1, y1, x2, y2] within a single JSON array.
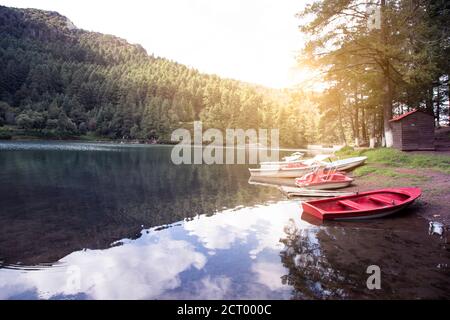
[[0, 6, 315, 145]]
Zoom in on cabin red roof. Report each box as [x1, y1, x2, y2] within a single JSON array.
[[389, 109, 419, 122]]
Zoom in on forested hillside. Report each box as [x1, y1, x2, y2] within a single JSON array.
[[0, 6, 318, 146]]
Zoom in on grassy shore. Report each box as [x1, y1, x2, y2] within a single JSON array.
[[336, 147, 450, 174]]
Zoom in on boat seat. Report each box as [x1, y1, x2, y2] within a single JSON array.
[[369, 195, 395, 206], [337, 200, 363, 210]]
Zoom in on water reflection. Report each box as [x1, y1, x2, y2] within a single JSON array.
[[0, 197, 448, 299], [0, 201, 299, 300], [0, 142, 281, 265], [0, 142, 449, 300], [280, 214, 450, 299], [0, 141, 123, 151]]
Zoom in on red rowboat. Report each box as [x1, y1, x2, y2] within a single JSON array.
[[301, 187, 422, 221], [295, 171, 353, 190]]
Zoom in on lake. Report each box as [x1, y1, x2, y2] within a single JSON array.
[[0, 141, 449, 299]]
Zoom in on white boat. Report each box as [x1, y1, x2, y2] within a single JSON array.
[[249, 163, 321, 178], [258, 154, 331, 170], [324, 156, 367, 171], [258, 159, 306, 171], [250, 154, 332, 178], [301, 154, 333, 165], [248, 155, 366, 178], [259, 152, 305, 167], [248, 176, 297, 187], [279, 185, 356, 198], [283, 152, 305, 162]]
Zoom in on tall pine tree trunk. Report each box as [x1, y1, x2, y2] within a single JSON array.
[[379, 107, 385, 146], [425, 86, 434, 115], [381, 0, 394, 147], [369, 108, 377, 148], [361, 106, 368, 144], [354, 106, 360, 146], [354, 87, 360, 146], [436, 85, 440, 127], [337, 98, 347, 146]]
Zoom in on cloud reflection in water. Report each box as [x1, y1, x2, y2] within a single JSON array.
[[0, 201, 302, 299]]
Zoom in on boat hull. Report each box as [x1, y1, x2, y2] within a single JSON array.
[[259, 160, 306, 170], [248, 176, 297, 187], [248, 166, 318, 178], [299, 180, 353, 190], [260, 153, 305, 166], [295, 172, 353, 190]]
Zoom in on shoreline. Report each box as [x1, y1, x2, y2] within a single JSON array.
[[2, 138, 449, 226], [0, 137, 319, 152]]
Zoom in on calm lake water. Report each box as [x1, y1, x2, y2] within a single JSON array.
[[0, 141, 449, 299]]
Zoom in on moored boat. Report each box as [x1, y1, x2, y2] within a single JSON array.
[[248, 176, 297, 187], [295, 171, 353, 190], [282, 152, 305, 162], [259, 153, 329, 169], [250, 154, 332, 177], [258, 159, 307, 171], [249, 155, 366, 178], [324, 156, 367, 171], [301, 187, 422, 221], [249, 163, 321, 178]]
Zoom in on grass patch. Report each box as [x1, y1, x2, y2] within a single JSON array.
[[336, 145, 355, 155], [353, 165, 379, 176], [336, 147, 450, 174], [353, 165, 429, 183]]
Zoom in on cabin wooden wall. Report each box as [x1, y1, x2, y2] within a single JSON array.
[[391, 122, 402, 149], [398, 113, 435, 151]]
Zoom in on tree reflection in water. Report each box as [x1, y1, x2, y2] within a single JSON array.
[[280, 216, 450, 299], [0, 143, 282, 265]]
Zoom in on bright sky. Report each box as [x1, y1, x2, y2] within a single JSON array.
[[0, 0, 310, 88]]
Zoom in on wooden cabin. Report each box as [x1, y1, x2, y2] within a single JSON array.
[[390, 109, 435, 151]]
